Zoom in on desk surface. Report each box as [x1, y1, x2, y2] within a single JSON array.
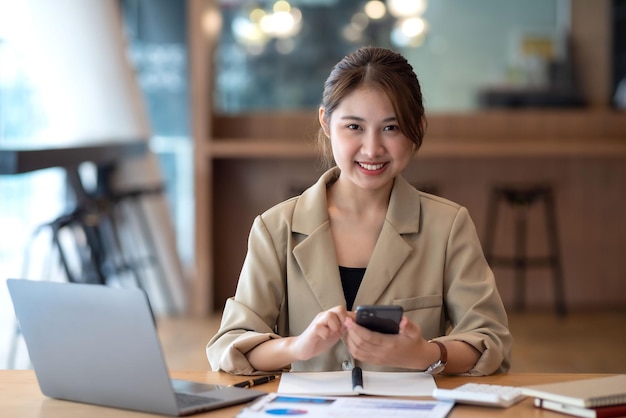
[[0, 370, 613, 418]]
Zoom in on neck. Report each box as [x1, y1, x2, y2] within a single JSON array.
[[328, 177, 393, 216]]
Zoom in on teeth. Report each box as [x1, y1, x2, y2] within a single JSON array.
[[359, 162, 385, 171]]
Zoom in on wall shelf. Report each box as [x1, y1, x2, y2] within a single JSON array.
[[204, 136, 626, 160]]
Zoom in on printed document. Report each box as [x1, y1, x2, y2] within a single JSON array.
[[237, 393, 454, 418]]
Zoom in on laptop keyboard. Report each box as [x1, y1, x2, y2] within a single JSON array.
[[175, 392, 220, 408]]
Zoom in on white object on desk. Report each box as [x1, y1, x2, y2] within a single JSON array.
[[432, 382, 526, 408], [522, 374, 626, 408]]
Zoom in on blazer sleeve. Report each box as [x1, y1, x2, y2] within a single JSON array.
[[206, 215, 289, 375], [438, 207, 512, 375]]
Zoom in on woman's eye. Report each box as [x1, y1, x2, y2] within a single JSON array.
[[383, 125, 399, 131], [347, 124, 360, 130]]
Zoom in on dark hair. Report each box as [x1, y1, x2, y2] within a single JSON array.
[[317, 46, 426, 167]]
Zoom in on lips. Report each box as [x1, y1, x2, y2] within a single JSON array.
[[357, 162, 386, 171]]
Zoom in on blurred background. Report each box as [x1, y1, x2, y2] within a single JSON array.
[[1, 0, 625, 371]]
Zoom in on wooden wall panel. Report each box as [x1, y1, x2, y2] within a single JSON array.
[[211, 155, 626, 312]]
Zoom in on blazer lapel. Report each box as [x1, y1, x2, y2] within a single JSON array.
[[354, 176, 421, 306], [293, 224, 346, 310], [292, 168, 346, 311], [353, 222, 412, 306], [291, 170, 422, 310]]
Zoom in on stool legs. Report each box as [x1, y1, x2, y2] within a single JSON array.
[[544, 189, 567, 316], [484, 186, 567, 316], [514, 209, 527, 312], [483, 191, 499, 263]]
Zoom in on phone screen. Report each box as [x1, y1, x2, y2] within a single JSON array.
[[355, 305, 403, 334]]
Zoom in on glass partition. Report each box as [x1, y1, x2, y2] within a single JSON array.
[[214, 0, 571, 113]]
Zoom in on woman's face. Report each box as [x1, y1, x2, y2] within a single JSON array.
[[319, 86, 414, 193]]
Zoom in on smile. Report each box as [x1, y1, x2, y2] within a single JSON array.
[[357, 162, 386, 171]]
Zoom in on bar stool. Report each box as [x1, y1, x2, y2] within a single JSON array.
[[483, 183, 567, 316]]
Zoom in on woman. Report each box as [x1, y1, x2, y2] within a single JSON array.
[[207, 46, 511, 376]]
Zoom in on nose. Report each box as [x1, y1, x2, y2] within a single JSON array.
[[361, 131, 385, 158]]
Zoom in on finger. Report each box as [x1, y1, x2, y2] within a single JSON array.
[[328, 305, 350, 323], [398, 316, 411, 333], [324, 312, 347, 334], [399, 316, 422, 338], [346, 319, 387, 352]]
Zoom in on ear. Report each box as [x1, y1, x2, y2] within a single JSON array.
[[318, 107, 330, 137]]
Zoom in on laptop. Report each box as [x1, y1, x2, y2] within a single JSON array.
[[7, 279, 265, 416]]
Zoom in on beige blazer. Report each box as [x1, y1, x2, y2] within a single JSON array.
[[207, 167, 512, 375]]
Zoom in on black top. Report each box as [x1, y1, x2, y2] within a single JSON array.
[[339, 266, 366, 311]]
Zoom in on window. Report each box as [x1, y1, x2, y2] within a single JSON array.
[[1, 0, 192, 366], [214, 0, 567, 113]]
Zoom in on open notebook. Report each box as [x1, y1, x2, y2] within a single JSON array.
[[278, 369, 436, 397]]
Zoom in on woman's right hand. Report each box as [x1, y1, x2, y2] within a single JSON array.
[[290, 305, 349, 361], [245, 305, 350, 371]]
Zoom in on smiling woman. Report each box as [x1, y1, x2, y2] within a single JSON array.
[[206, 46, 512, 377], [319, 87, 414, 192]]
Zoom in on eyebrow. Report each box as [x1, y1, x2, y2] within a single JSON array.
[[340, 115, 397, 123]]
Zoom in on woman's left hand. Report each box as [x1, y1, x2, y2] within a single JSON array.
[[343, 316, 433, 370]]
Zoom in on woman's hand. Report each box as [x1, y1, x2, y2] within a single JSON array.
[[343, 316, 434, 370], [246, 305, 350, 371], [344, 315, 481, 373], [289, 305, 350, 362]]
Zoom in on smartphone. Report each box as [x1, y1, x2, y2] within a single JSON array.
[[355, 305, 403, 334]]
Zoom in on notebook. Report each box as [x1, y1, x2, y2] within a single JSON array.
[[277, 369, 436, 397], [7, 279, 265, 416], [534, 398, 626, 418], [522, 375, 626, 408]]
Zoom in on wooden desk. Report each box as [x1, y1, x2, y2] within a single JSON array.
[[0, 370, 612, 417]]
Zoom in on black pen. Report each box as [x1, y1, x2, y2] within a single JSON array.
[[352, 366, 364, 391], [231, 374, 280, 388]]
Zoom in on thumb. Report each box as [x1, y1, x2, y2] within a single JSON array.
[[399, 316, 421, 337]]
